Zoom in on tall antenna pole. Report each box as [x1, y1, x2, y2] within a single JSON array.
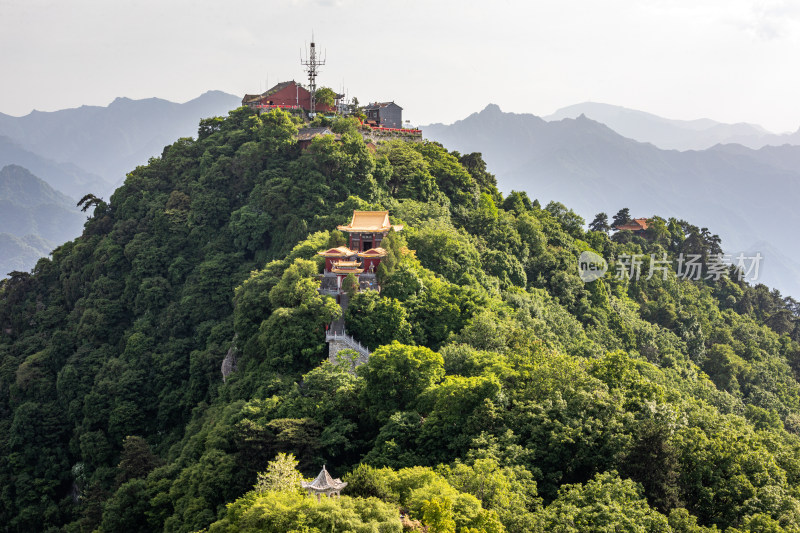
[[301, 34, 325, 115]]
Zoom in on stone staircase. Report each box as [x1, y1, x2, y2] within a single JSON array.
[[326, 331, 371, 367]]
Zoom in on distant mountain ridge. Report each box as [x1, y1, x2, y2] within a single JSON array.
[[0, 233, 54, 274], [0, 134, 107, 199], [544, 101, 800, 151], [0, 162, 75, 206], [423, 104, 800, 297], [0, 90, 242, 195], [0, 164, 85, 275]]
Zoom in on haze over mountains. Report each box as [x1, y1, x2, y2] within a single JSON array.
[[545, 102, 800, 151], [423, 104, 800, 298], [3, 93, 799, 298], [0, 135, 107, 199], [0, 90, 242, 198], [0, 164, 85, 275], [0, 91, 241, 275]]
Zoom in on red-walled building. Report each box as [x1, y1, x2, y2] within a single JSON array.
[[358, 248, 386, 274], [242, 80, 339, 113], [317, 211, 403, 294], [318, 246, 357, 273]]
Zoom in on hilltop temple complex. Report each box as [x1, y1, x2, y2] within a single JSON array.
[[242, 80, 343, 114], [317, 210, 403, 366], [241, 38, 421, 139]]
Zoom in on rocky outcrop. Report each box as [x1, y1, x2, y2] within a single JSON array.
[[221, 337, 238, 382]]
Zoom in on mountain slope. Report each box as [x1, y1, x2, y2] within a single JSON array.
[[0, 90, 242, 188], [423, 104, 800, 297], [2, 108, 800, 532], [0, 162, 75, 206]]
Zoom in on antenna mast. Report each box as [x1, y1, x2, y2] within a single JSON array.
[[301, 34, 326, 115]]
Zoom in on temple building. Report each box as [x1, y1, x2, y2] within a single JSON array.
[[318, 246, 358, 274], [317, 210, 401, 295], [614, 218, 649, 236], [301, 465, 347, 501], [358, 247, 387, 274], [317, 210, 403, 366], [242, 80, 342, 113], [296, 127, 339, 149], [337, 210, 403, 252]]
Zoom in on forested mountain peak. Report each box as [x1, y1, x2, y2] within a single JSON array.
[[2, 107, 800, 532], [0, 164, 74, 206]]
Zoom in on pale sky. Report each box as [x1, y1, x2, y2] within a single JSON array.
[[2, 0, 800, 132]]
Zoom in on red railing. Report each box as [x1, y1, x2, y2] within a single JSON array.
[[358, 118, 421, 134], [370, 126, 422, 134], [254, 104, 301, 110]]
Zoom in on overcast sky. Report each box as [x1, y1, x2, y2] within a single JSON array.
[[1, 0, 799, 132]]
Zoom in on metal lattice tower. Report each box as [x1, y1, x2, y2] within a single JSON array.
[[301, 35, 326, 114]]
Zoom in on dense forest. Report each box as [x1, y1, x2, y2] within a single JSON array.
[[2, 107, 800, 532]]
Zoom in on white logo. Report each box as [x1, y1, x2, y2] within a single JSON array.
[[579, 251, 608, 282]]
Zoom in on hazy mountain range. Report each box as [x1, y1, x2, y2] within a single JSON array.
[[545, 102, 800, 151], [423, 104, 800, 298], [0, 135, 108, 199], [3, 93, 799, 296], [0, 91, 241, 275], [0, 164, 85, 275], [0, 90, 242, 198]]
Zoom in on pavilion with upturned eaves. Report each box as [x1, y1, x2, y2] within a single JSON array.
[[337, 211, 403, 253], [301, 465, 347, 501], [317, 211, 401, 296]]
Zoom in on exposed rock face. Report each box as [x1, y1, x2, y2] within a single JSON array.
[[221, 340, 238, 382]]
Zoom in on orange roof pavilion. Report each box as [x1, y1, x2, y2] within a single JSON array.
[[330, 260, 364, 274]]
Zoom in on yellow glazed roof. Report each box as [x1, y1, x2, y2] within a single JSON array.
[[337, 211, 403, 233], [331, 267, 364, 274], [357, 247, 388, 257], [317, 246, 356, 257]]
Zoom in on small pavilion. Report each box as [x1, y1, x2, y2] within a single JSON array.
[[301, 465, 348, 501]]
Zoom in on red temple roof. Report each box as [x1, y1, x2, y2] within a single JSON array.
[[615, 218, 649, 232]]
